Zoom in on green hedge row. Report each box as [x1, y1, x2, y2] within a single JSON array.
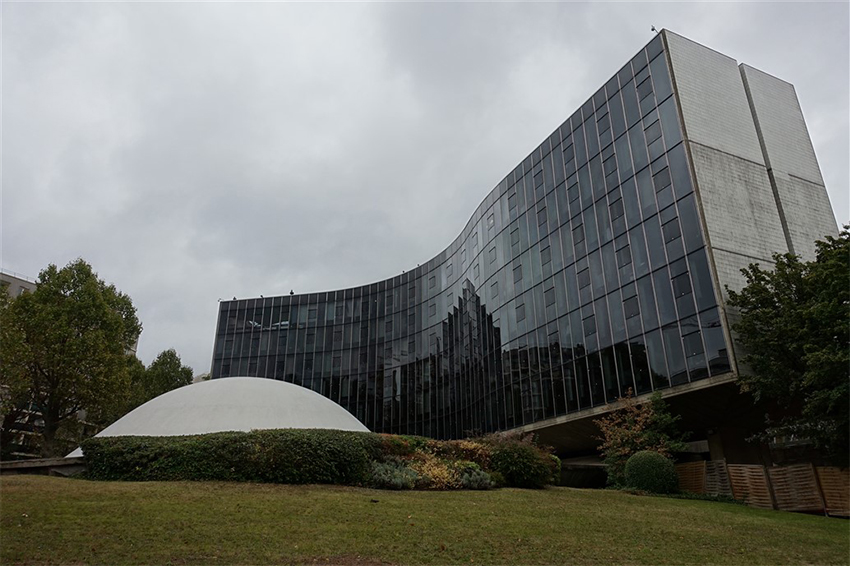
[[82, 429, 560, 489]]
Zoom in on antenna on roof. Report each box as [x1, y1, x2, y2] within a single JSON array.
[[651, 25, 658, 34]]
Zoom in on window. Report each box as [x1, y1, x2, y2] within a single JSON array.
[[537, 207, 548, 226], [446, 263, 453, 277], [617, 245, 632, 267], [583, 315, 597, 336], [408, 286, 415, 298], [516, 303, 526, 322], [508, 192, 517, 210], [610, 198, 624, 220], [637, 78, 653, 100], [662, 219, 681, 243], [541, 246, 552, 265], [564, 144, 575, 164], [306, 331, 316, 346], [447, 292, 453, 307], [545, 287, 556, 307], [578, 268, 591, 289], [335, 304, 343, 318], [597, 112, 610, 133], [333, 329, 343, 342], [511, 228, 520, 247], [683, 332, 704, 357], [653, 168, 672, 192], [644, 120, 662, 144], [429, 276, 436, 289], [385, 320, 393, 333], [624, 296, 640, 319], [491, 281, 499, 299], [489, 247, 497, 263], [513, 265, 523, 283], [473, 264, 480, 279], [603, 156, 617, 176], [568, 182, 580, 202], [672, 273, 692, 297], [573, 224, 585, 244], [429, 303, 437, 317], [308, 308, 317, 320], [408, 313, 415, 326], [487, 213, 495, 229], [333, 356, 342, 368]]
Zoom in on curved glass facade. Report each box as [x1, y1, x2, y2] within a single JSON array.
[[211, 34, 731, 438]]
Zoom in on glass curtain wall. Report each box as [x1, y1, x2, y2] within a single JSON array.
[[211, 34, 731, 438]]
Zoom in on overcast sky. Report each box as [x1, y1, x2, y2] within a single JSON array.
[[3, 1, 847, 375]]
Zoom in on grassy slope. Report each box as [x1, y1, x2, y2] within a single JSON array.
[[1, 476, 847, 565]]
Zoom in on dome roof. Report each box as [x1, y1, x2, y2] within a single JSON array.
[[67, 377, 369, 457]]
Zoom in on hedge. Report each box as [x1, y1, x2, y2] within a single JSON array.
[[81, 429, 558, 490]]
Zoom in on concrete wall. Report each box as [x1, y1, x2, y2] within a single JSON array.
[[664, 31, 788, 302], [663, 31, 837, 376], [740, 64, 838, 261]]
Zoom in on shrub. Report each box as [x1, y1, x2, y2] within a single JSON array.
[[549, 454, 562, 486], [595, 390, 689, 486], [454, 461, 493, 490], [624, 450, 678, 494], [489, 442, 553, 489], [487, 471, 506, 488], [368, 460, 418, 490], [82, 429, 382, 485], [408, 453, 457, 490]]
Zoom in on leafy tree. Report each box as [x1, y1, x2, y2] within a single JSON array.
[[128, 349, 193, 410], [595, 389, 689, 486], [0, 259, 141, 456], [726, 228, 849, 463]]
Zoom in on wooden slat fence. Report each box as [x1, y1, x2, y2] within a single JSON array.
[[705, 460, 732, 497], [816, 467, 849, 517], [676, 461, 706, 494], [767, 464, 824, 513], [727, 464, 775, 509]]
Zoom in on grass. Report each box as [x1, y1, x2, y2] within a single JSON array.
[[1, 476, 847, 565]]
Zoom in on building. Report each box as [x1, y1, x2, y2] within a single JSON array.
[[209, 31, 837, 461], [0, 269, 37, 298]]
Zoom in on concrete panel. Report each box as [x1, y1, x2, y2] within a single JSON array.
[[665, 32, 764, 165], [772, 173, 839, 261], [740, 64, 824, 185], [688, 143, 788, 289]]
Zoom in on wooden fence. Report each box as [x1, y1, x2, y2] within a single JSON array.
[[675, 460, 848, 516]]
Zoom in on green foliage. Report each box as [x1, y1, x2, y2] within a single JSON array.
[[0, 259, 141, 456], [624, 451, 678, 494], [126, 349, 194, 414], [454, 461, 494, 490], [368, 460, 419, 490], [83, 429, 382, 484], [595, 390, 689, 486], [549, 454, 562, 486], [488, 441, 554, 489], [727, 228, 849, 463], [82, 429, 554, 490]]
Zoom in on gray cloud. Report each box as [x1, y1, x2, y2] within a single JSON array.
[[3, 2, 847, 375]]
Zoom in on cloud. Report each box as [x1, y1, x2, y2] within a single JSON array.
[[3, 2, 847, 374]]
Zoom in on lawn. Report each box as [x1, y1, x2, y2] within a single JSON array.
[[1, 475, 847, 565]]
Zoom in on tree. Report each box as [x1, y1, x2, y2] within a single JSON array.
[[726, 228, 849, 463], [0, 259, 141, 456], [128, 349, 193, 411], [595, 390, 689, 486]]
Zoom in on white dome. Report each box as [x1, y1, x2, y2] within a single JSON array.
[[67, 377, 369, 457]]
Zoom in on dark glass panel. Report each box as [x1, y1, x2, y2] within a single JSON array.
[[645, 329, 669, 389], [663, 324, 688, 386]]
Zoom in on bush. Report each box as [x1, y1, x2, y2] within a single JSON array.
[[82, 429, 382, 485], [624, 450, 678, 494], [489, 442, 553, 489], [454, 461, 493, 490], [368, 460, 418, 490], [549, 454, 562, 486]]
